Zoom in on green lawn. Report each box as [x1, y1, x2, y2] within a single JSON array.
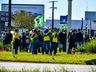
[[0, 51, 96, 65]]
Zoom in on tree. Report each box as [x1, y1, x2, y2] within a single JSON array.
[[12, 10, 34, 29]]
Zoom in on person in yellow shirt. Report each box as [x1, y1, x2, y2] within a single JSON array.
[[13, 29, 20, 55], [50, 31, 58, 55], [43, 28, 51, 54]]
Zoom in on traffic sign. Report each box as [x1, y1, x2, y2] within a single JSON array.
[[60, 16, 67, 24]]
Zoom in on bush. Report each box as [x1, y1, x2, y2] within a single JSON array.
[[0, 41, 3, 49], [77, 40, 96, 53], [0, 41, 11, 51]]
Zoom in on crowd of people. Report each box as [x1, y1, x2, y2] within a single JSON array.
[[1, 28, 91, 55]]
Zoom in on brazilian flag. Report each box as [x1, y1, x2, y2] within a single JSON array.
[[34, 15, 44, 28]]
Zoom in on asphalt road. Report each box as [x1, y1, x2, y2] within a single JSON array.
[[0, 61, 96, 72]]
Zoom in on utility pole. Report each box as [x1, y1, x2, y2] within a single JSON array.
[[66, 0, 73, 53], [68, 0, 72, 31], [81, 18, 83, 31], [8, 0, 11, 31], [89, 20, 92, 38], [49, 1, 58, 29]]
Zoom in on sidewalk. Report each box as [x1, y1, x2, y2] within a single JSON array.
[[0, 61, 96, 72]]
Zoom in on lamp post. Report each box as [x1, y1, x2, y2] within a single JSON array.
[[68, 0, 72, 31], [66, 0, 73, 53], [8, 0, 11, 31]]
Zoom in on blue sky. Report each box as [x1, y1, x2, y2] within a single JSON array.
[[0, 0, 96, 20]]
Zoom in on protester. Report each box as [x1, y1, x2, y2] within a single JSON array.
[[58, 29, 66, 52], [1, 32, 6, 50], [21, 32, 26, 52], [12, 29, 20, 54], [75, 29, 84, 47], [43, 28, 51, 54], [68, 31, 76, 54], [50, 30, 58, 55], [25, 31, 30, 52], [31, 29, 39, 54], [38, 29, 43, 53], [2, 30, 13, 51]]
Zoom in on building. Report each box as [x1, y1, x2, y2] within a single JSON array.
[[0, 4, 45, 31], [2, 4, 44, 16], [0, 11, 8, 31]]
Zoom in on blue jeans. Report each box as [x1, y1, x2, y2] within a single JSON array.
[[76, 42, 83, 47], [38, 42, 43, 53], [50, 42, 58, 55], [13, 45, 19, 54], [43, 41, 50, 54], [32, 43, 38, 54], [59, 40, 66, 52], [25, 43, 29, 52], [30, 42, 33, 52]]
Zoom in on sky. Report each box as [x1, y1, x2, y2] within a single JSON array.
[[0, 0, 96, 20]]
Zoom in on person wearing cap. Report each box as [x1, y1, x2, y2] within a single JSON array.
[[43, 28, 51, 54]]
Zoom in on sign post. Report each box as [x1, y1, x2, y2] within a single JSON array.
[[60, 16, 68, 53], [60, 16, 67, 24], [60, 16, 68, 30]]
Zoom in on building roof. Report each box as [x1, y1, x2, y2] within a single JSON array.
[[2, 4, 44, 6]]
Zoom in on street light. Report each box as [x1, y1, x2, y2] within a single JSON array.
[[8, 0, 11, 31], [66, 0, 73, 53]]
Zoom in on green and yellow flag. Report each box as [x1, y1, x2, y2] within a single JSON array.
[[34, 15, 44, 28]]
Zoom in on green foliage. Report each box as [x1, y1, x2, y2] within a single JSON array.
[[0, 41, 3, 48], [77, 40, 96, 53], [0, 40, 11, 51], [12, 10, 34, 29]]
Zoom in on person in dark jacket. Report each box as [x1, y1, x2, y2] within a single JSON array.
[[68, 32, 76, 54], [38, 30, 43, 53], [4, 31, 13, 51], [25, 31, 30, 52], [58, 30, 66, 52], [21, 32, 26, 52], [75, 29, 84, 47]]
